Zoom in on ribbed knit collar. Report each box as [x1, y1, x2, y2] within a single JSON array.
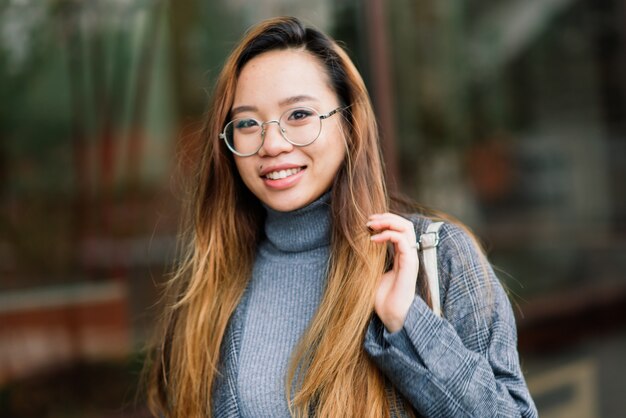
[[262, 191, 332, 254]]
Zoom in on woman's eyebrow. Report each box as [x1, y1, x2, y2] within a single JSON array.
[[231, 95, 319, 116], [279, 94, 319, 106], [231, 105, 257, 117]]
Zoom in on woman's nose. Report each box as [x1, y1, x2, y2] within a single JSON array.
[[258, 121, 293, 157]]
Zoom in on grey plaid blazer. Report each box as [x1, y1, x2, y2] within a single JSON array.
[[212, 216, 538, 417]]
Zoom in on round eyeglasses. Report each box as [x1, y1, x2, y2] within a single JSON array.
[[219, 106, 342, 157]]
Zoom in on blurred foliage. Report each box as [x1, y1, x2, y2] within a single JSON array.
[[1, 0, 626, 416]]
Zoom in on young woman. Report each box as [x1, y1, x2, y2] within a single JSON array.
[[146, 16, 538, 418]]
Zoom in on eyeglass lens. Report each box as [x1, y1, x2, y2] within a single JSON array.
[[224, 107, 323, 155]]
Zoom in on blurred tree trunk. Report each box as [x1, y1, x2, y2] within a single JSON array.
[[365, 0, 399, 190], [126, 2, 165, 192], [168, 0, 197, 121], [60, 1, 89, 273]]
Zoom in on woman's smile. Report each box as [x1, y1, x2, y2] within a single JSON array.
[[263, 167, 304, 180], [260, 164, 307, 190]]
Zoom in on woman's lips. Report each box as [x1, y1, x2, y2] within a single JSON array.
[[262, 166, 306, 189], [264, 167, 303, 180]]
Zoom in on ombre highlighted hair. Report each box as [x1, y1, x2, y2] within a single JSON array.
[[146, 16, 424, 417]]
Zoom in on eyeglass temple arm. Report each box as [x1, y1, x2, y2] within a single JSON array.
[[319, 108, 340, 119]]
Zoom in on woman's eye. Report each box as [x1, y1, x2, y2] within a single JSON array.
[[235, 119, 258, 129], [288, 109, 314, 121]]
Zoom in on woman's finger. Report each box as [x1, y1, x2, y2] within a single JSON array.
[[370, 229, 417, 256], [367, 213, 414, 233], [367, 214, 417, 251]]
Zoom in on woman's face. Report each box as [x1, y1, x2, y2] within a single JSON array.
[[230, 48, 346, 212]]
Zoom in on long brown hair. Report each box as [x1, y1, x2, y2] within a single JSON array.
[[147, 16, 422, 417]]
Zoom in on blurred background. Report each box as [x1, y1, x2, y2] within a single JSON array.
[[1, 0, 625, 417]]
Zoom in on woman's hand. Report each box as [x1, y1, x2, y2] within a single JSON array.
[[367, 213, 419, 333]]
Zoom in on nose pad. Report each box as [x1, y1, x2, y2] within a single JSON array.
[[258, 121, 292, 156]]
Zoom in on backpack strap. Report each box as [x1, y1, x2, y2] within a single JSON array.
[[416, 221, 444, 317]]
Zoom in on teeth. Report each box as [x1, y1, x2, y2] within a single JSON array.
[[265, 167, 302, 180]]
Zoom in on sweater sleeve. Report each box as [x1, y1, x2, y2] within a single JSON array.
[[364, 222, 538, 418]]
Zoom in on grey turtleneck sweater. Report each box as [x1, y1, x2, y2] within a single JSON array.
[[237, 193, 332, 418], [214, 192, 537, 418]]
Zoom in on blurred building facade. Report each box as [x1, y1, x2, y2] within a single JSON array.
[[1, 0, 625, 417]]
